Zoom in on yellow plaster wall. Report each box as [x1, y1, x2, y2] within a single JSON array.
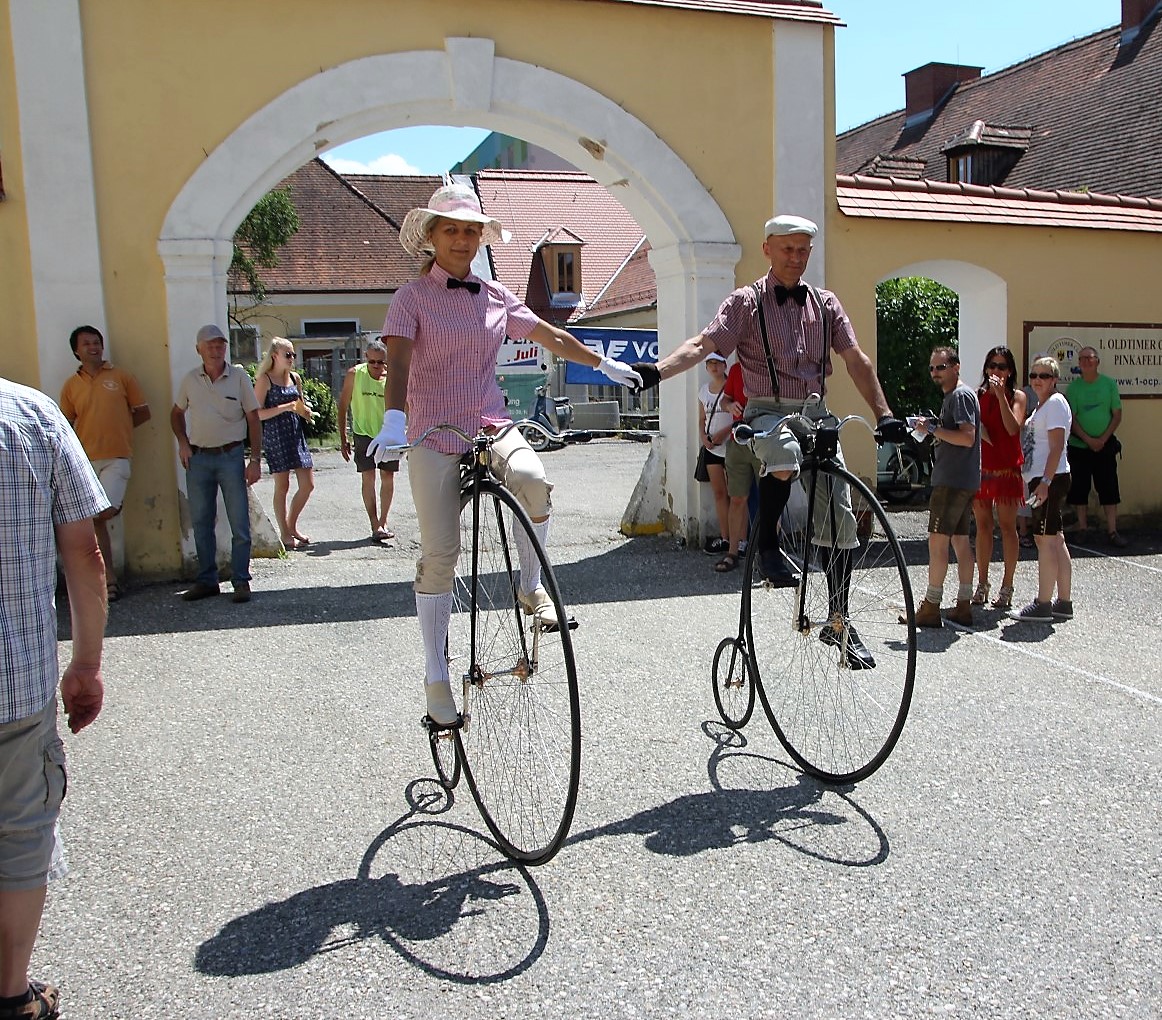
[[53, 0, 790, 574], [0, 1, 38, 386], [829, 214, 1162, 517]]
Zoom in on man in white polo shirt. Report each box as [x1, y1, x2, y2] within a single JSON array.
[[170, 324, 262, 603]]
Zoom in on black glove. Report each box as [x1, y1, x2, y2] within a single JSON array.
[[874, 415, 908, 444], [631, 362, 661, 392]]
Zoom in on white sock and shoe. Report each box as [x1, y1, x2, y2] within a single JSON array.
[[515, 518, 558, 626], [416, 592, 459, 725]]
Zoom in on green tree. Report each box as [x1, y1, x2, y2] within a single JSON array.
[[875, 277, 959, 416], [231, 187, 300, 305]]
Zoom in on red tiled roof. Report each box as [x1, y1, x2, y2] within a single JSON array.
[[581, 241, 657, 319], [837, 20, 1162, 199], [571, 0, 840, 23], [836, 174, 1162, 233], [475, 170, 648, 323], [231, 160, 440, 294]]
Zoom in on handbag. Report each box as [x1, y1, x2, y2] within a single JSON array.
[[694, 447, 710, 482], [695, 389, 723, 482]]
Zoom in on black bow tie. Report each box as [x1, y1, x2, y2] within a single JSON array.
[[774, 283, 808, 307], [446, 276, 481, 295]]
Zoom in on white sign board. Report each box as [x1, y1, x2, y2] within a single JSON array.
[[1024, 322, 1162, 398]]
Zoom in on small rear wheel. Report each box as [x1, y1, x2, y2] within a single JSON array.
[[428, 724, 461, 790], [711, 637, 755, 729]]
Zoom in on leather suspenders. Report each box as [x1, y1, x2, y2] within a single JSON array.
[[750, 281, 832, 400]]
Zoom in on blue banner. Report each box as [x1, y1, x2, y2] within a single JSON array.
[[565, 328, 659, 385]]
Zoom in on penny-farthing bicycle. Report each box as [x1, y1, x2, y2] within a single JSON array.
[[711, 411, 917, 783], [397, 422, 581, 866]]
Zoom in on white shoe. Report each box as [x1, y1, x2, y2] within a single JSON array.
[[517, 585, 558, 627], [425, 680, 459, 726]]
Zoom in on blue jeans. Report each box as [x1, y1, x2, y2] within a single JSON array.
[[186, 446, 251, 586]]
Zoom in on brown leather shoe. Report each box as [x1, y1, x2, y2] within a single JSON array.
[[914, 598, 943, 628], [946, 599, 974, 626]]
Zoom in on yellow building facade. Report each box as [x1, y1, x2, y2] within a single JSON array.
[[2, 1, 1155, 574]]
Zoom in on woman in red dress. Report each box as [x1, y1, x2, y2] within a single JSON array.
[[971, 346, 1027, 609]]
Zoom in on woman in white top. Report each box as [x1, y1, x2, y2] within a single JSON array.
[[697, 353, 739, 554], [1009, 355, 1073, 622]]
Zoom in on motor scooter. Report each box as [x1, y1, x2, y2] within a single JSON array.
[[521, 381, 577, 451]]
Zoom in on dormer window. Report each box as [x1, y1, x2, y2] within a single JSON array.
[[942, 120, 1031, 186], [556, 251, 576, 293], [535, 226, 586, 307]]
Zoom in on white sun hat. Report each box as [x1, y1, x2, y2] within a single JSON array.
[[398, 183, 512, 258]]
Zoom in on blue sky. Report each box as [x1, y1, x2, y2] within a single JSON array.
[[322, 1, 1121, 175]]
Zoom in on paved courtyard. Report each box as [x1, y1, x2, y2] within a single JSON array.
[[43, 442, 1160, 1018]]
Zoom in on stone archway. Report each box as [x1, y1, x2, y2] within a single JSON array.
[[881, 260, 1008, 375], [158, 38, 743, 557]]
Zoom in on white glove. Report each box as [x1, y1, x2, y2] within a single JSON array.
[[597, 356, 643, 389], [366, 408, 408, 462]]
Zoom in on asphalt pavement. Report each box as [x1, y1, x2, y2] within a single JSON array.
[[43, 442, 1160, 1018]]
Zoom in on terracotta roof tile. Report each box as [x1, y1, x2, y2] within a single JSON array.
[[570, 0, 841, 23], [231, 160, 441, 294], [837, 174, 1162, 233], [475, 169, 648, 322], [837, 19, 1162, 198], [581, 241, 657, 319]]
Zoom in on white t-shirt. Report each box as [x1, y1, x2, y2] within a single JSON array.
[[1021, 391, 1072, 483], [699, 383, 733, 457]]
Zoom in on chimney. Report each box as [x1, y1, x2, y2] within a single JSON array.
[[1122, 0, 1162, 44], [903, 62, 982, 127]]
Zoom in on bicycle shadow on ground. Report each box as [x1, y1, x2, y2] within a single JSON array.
[[566, 723, 889, 868], [194, 780, 549, 985]]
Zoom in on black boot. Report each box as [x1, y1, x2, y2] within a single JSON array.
[[757, 475, 798, 586], [818, 546, 876, 669]]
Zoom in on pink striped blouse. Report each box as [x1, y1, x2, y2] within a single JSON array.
[[383, 264, 541, 454]]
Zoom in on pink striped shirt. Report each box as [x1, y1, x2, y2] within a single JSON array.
[[383, 264, 541, 454], [701, 270, 858, 401]]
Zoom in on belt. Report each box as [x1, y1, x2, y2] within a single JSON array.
[[191, 441, 243, 454]]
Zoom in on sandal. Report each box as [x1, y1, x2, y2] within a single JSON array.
[[105, 580, 121, 603], [1019, 534, 1034, 549], [714, 553, 739, 573], [992, 585, 1014, 610], [0, 980, 60, 1020], [970, 582, 990, 606]]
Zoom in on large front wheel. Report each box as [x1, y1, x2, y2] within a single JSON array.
[[745, 463, 916, 783], [450, 482, 581, 865]]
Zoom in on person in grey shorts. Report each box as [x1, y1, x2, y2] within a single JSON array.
[[913, 347, 982, 628], [0, 376, 109, 1020]]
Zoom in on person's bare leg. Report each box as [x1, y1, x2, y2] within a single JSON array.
[[0, 885, 47, 997], [360, 469, 379, 533], [288, 468, 315, 542], [272, 471, 291, 544], [1104, 503, 1118, 536], [94, 512, 116, 587], [727, 496, 748, 557], [927, 534, 952, 594], [1074, 503, 1089, 529], [1033, 535, 1056, 603], [708, 465, 729, 543], [972, 500, 994, 590], [996, 502, 1020, 589], [1054, 532, 1072, 601], [379, 472, 395, 532], [951, 534, 974, 588]]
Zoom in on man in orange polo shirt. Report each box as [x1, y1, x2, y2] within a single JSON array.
[[59, 325, 151, 601]]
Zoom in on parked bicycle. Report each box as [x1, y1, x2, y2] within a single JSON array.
[[389, 420, 582, 866], [876, 426, 933, 505], [711, 410, 917, 783]]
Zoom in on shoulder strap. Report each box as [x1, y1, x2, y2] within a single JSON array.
[[805, 283, 832, 399], [750, 283, 780, 398]]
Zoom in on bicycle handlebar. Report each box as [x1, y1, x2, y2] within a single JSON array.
[[374, 418, 589, 457]]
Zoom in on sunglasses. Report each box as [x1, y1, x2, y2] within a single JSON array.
[[928, 363, 949, 372], [281, 351, 296, 359], [1028, 372, 1056, 380], [367, 359, 386, 366], [986, 361, 1009, 370]]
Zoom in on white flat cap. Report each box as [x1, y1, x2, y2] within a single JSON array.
[[764, 214, 818, 238]]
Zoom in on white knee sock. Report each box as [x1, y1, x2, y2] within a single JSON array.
[[415, 591, 452, 684], [516, 518, 550, 595]]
